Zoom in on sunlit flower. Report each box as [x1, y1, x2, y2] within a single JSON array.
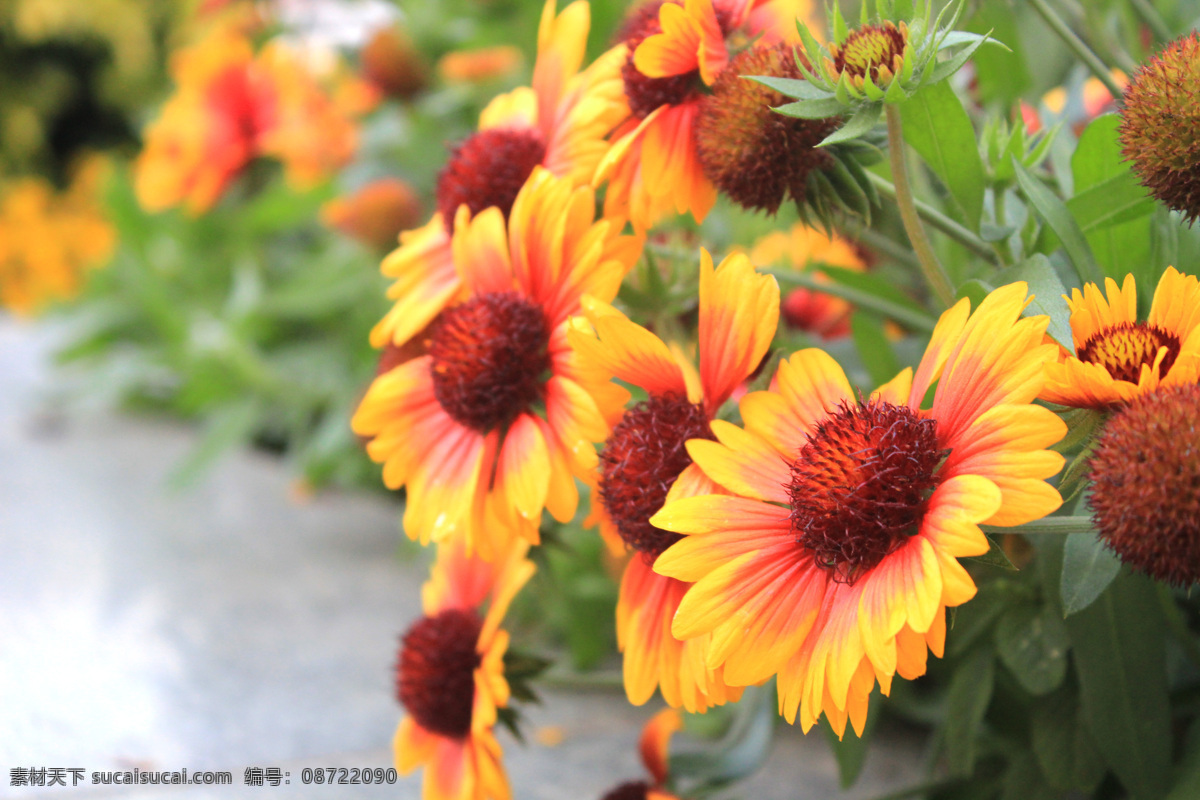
[[369, 0, 629, 352], [1088, 383, 1200, 587], [650, 283, 1065, 736], [1120, 32, 1200, 222], [395, 540, 535, 800], [353, 168, 641, 557], [746, 223, 866, 338], [1041, 268, 1200, 410], [0, 157, 114, 315], [597, 709, 684, 800], [322, 178, 423, 250], [596, 0, 803, 231], [570, 250, 777, 712]]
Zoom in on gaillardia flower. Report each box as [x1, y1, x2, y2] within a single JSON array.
[[1041, 268, 1200, 410], [1088, 383, 1200, 587], [1119, 32, 1200, 222], [370, 0, 629, 351], [695, 43, 841, 216], [597, 709, 684, 800], [395, 540, 535, 800], [651, 283, 1065, 736], [353, 168, 642, 557], [596, 0, 807, 231], [321, 178, 423, 251], [570, 250, 777, 712]]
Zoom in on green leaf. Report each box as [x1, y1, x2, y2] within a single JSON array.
[[1000, 750, 1058, 800], [967, 4, 1030, 105], [822, 698, 879, 789], [899, 80, 985, 228], [1030, 686, 1107, 793], [927, 35, 990, 85], [1064, 572, 1172, 800], [1167, 726, 1200, 800], [750, 75, 833, 100], [994, 602, 1069, 695], [1010, 254, 1074, 349], [1060, 531, 1121, 616], [1067, 172, 1154, 233], [671, 683, 777, 794], [1013, 159, 1104, 286], [850, 312, 900, 386], [775, 97, 846, 119], [945, 646, 995, 776], [964, 534, 1018, 571], [819, 103, 883, 147]]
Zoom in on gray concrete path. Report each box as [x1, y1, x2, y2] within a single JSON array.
[[0, 317, 922, 799]]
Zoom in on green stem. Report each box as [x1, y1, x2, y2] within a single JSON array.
[[1028, 0, 1125, 99], [1129, 0, 1173, 44], [841, 219, 921, 269], [983, 515, 1093, 536], [884, 105, 957, 308], [867, 173, 998, 264], [765, 267, 937, 332]]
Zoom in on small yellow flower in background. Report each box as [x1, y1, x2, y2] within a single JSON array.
[[395, 540, 534, 800], [0, 157, 115, 316], [438, 46, 525, 85], [747, 223, 866, 338], [650, 284, 1065, 737], [1041, 268, 1200, 410]]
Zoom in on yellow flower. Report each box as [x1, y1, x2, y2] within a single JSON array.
[[569, 249, 778, 712], [395, 540, 534, 800], [1041, 268, 1200, 409], [651, 284, 1065, 737], [352, 168, 641, 558], [0, 158, 114, 315]]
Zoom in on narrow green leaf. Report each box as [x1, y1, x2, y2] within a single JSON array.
[[1013, 159, 1104, 286], [994, 603, 1070, 695], [850, 312, 900, 387], [775, 97, 846, 119], [765, 267, 937, 332], [1064, 572, 1172, 800], [899, 80, 985, 228], [819, 103, 882, 147], [964, 534, 1018, 571], [747, 75, 833, 100], [945, 647, 995, 776], [928, 36, 989, 85], [1010, 254, 1074, 349], [1030, 687, 1106, 793], [1060, 532, 1121, 616]]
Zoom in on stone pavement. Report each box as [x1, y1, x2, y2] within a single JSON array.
[[0, 317, 922, 799]]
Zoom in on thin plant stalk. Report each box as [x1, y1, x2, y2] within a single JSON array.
[[983, 516, 1093, 536], [1028, 0, 1125, 99], [885, 104, 956, 308], [867, 173, 999, 264]]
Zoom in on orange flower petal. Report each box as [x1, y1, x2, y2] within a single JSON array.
[[698, 250, 780, 411]]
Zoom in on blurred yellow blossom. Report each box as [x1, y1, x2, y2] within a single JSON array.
[[0, 157, 115, 315]]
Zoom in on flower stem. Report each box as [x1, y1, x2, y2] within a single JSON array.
[[884, 104, 956, 308], [1028, 0, 1125, 99], [1129, 0, 1173, 45], [867, 172, 999, 264], [983, 516, 1094, 536], [764, 268, 937, 332]]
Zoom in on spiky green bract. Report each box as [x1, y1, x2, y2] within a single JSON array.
[[758, 0, 998, 147], [1119, 32, 1200, 224], [980, 116, 1059, 188], [697, 43, 881, 228]]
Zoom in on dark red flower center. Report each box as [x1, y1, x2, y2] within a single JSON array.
[[833, 22, 907, 83], [396, 608, 483, 739], [436, 128, 546, 230], [1089, 383, 1200, 587], [789, 399, 945, 583], [428, 291, 551, 433], [599, 392, 714, 560], [599, 781, 652, 800], [1076, 321, 1181, 384]]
